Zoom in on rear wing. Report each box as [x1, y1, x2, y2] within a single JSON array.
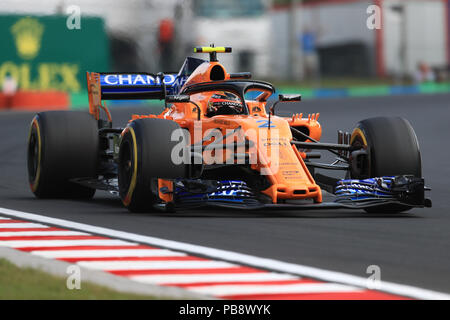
[[86, 57, 207, 121], [98, 72, 184, 100], [86, 72, 185, 121]]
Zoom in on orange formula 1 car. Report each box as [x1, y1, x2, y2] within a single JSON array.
[[27, 47, 431, 213]]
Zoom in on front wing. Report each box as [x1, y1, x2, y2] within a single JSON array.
[[168, 176, 431, 211]]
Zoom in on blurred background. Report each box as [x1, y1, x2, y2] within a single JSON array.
[[0, 0, 449, 110]]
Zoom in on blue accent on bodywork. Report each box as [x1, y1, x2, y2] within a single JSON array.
[[335, 176, 397, 202], [174, 180, 256, 205], [256, 119, 276, 128]]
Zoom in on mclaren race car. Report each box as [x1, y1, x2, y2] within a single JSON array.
[[27, 46, 431, 213]]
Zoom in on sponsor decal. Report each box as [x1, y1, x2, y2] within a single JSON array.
[[282, 170, 300, 176], [100, 74, 177, 86], [99, 73, 188, 95], [256, 119, 276, 128], [263, 141, 288, 147], [213, 119, 231, 126]]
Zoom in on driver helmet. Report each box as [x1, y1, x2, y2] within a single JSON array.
[[206, 91, 243, 116]]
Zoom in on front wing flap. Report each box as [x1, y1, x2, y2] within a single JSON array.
[[170, 175, 431, 211]]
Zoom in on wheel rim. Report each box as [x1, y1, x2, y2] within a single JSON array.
[[350, 128, 370, 178]]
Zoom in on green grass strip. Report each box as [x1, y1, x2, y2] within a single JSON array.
[[0, 258, 159, 300], [348, 85, 391, 97], [419, 82, 450, 94]]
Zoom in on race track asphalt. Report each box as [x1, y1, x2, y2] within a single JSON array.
[[0, 93, 449, 293]]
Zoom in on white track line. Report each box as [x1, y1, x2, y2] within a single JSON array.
[[188, 283, 363, 296], [0, 217, 11, 220], [0, 231, 89, 237], [77, 260, 237, 271], [0, 239, 137, 248], [0, 223, 49, 229], [1, 207, 449, 300], [131, 273, 300, 285], [32, 249, 186, 259]]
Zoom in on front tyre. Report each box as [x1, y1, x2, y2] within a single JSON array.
[[350, 117, 422, 213], [118, 118, 188, 213]]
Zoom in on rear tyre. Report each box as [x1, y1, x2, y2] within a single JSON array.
[[350, 117, 422, 213], [118, 118, 188, 213], [27, 111, 99, 199]]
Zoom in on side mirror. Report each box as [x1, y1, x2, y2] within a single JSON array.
[[267, 93, 302, 129], [270, 94, 302, 115], [279, 94, 302, 102], [166, 95, 191, 103]]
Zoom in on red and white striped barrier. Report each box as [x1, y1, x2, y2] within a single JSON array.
[[0, 216, 407, 300]]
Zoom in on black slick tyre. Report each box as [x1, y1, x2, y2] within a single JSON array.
[[118, 118, 187, 213], [27, 111, 99, 199], [350, 116, 422, 213]]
